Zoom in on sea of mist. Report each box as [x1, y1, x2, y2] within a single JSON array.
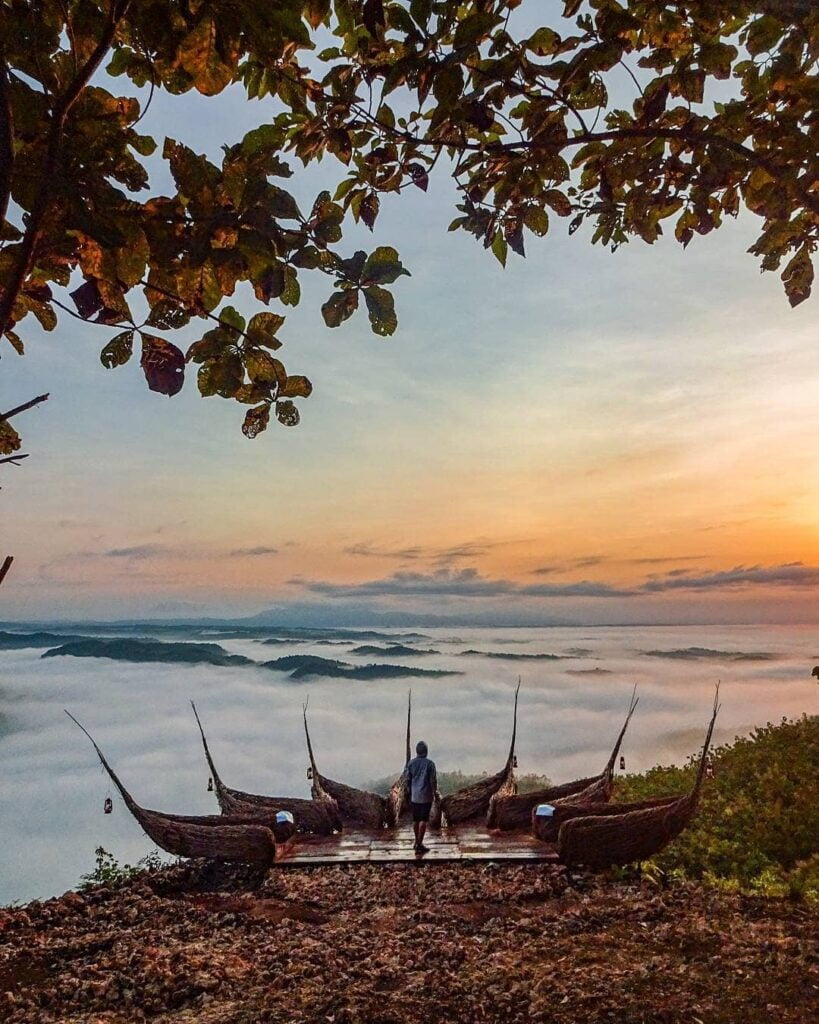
[[1, 622, 816, 905]]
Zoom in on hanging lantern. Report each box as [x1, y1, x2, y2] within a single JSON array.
[[306, 766, 313, 780], [207, 776, 214, 792], [619, 755, 626, 771], [512, 755, 518, 769], [103, 797, 113, 815], [705, 759, 714, 779]]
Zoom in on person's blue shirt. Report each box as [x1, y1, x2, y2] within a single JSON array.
[[406, 755, 437, 803]]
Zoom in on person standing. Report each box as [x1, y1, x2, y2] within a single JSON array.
[[406, 740, 437, 854]]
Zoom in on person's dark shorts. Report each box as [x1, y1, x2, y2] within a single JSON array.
[[411, 801, 432, 822]]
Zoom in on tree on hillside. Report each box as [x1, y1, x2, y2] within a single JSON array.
[[0, 0, 816, 460]]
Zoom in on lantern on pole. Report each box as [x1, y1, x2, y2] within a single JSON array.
[[103, 796, 113, 815], [619, 755, 626, 771]]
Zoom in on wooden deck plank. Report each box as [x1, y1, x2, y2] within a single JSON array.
[[275, 824, 557, 867]]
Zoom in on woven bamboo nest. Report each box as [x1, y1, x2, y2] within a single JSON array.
[[441, 681, 520, 825], [487, 686, 638, 830], [303, 703, 388, 828], [66, 712, 288, 866], [555, 686, 720, 868], [191, 702, 341, 834]]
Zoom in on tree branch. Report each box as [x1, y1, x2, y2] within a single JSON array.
[[0, 55, 13, 230], [0, 453, 29, 466], [339, 83, 763, 168], [0, 393, 49, 422], [0, 0, 133, 335]]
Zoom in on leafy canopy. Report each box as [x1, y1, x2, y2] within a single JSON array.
[[1, 0, 816, 453]]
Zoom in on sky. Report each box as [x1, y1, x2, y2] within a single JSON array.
[[2, 25, 819, 625]]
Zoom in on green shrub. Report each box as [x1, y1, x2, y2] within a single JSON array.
[[78, 846, 164, 890]]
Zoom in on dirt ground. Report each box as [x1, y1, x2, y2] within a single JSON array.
[[1, 861, 817, 1023]]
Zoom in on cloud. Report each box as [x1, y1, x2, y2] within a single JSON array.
[[343, 538, 521, 566], [627, 554, 706, 565], [293, 560, 819, 604], [640, 562, 819, 592], [532, 555, 607, 575], [298, 566, 632, 600], [533, 554, 705, 575], [102, 545, 165, 560], [229, 546, 279, 557], [344, 542, 424, 560]]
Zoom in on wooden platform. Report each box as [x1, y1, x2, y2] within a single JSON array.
[[275, 824, 558, 866]]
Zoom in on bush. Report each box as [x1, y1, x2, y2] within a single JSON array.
[[78, 846, 164, 890], [614, 715, 819, 897]]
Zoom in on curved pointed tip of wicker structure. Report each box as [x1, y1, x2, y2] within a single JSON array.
[[302, 701, 387, 828], [441, 681, 521, 825], [604, 685, 639, 777], [189, 704, 341, 835], [487, 685, 639, 831], [67, 711, 282, 864]]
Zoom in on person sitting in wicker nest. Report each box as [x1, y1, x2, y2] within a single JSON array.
[[406, 740, 437, 855]]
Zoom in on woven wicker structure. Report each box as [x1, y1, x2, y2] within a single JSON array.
[[532, 794, 679, 842], [487, 687, 639, 830], [303, 704, 388, 828], [555, 687, 720, 868], [66, 712, 290, 866], [440, 681, 520, 825], [191, 702, 341, 835]]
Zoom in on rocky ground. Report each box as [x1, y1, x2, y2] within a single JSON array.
[[1, 861, 817, 1023]]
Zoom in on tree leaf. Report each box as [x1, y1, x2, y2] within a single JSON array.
[[197, 352, 244, 397], [782, 249, 813, 308], [140, 335, 185, 396], [0, 420, 21, 455], [279, 375, 313, 399], [4, 330, 24, 355], [321, 289, 359, 328], [275, 399, 300, 427], [364, 285, 397, 336], [362, 246, 410, 285], [543, 190, 572, 217], [70, 280, 103, 320], [304, 0, 331, 30], [408, 163, 429, 191], [363, 0, 385, 37], [453, 12, 497, 48], [245, 348, 284, 386], [360, 192, 379, 231], [178, 15, 234, 96], [247, 312, 285, 348], [242, 403, 271, 438], [146, 300, 190, 330], [524, 206, 550, 236], [217, 305, 246, 335], [101, 330, 134, 368], [491, 231, 508, 267]]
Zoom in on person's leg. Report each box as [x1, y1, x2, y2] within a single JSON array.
[[413, 819, 420, 846], [416, 803, 431, 852]]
